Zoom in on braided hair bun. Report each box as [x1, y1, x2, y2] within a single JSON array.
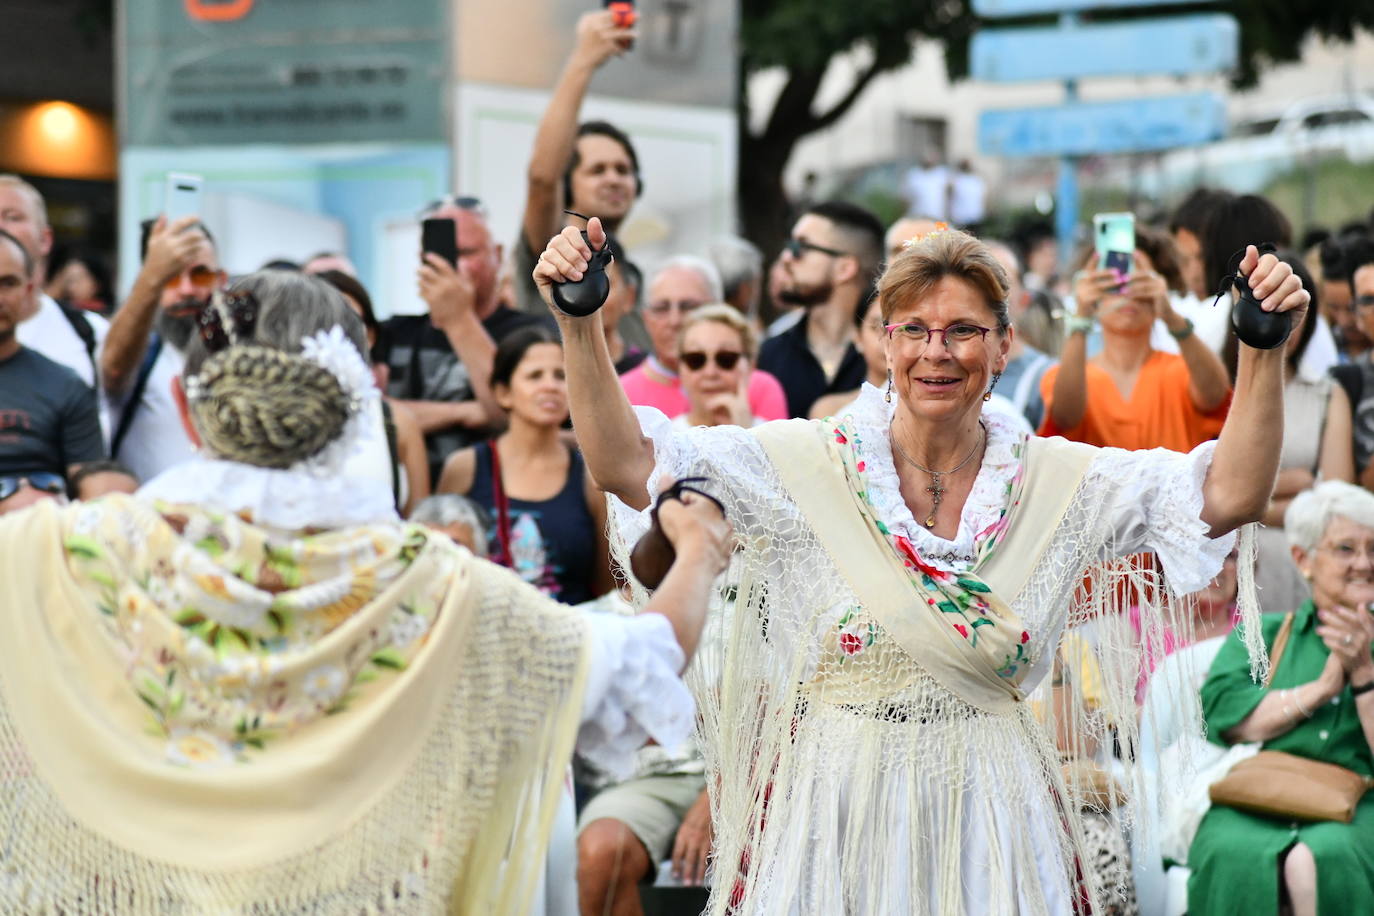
[[181, 269, 372, 470], [190, 346, 351, 469]]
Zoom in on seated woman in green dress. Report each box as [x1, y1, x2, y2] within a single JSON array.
[[1189, 480, 1374, 916]]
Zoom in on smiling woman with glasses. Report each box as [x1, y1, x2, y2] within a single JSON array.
[[534, 216, 1310, 915], [674, 304, 760, 430]]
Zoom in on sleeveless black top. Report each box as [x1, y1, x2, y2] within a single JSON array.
[[468, 442, 597, 605]]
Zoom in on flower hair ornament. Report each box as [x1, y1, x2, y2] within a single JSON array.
[[901, 221, 951, 251], [183, 291, 380, 477]]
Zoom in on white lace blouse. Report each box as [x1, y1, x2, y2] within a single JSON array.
[[611, 382, 1235, 689]]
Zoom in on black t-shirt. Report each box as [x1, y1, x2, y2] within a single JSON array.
[[757, 313, 867, 418], [376, 306, 555, 475], [0, 346, 105, 478]]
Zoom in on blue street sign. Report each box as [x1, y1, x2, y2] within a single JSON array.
[[978, 92, 1227, 157], [971, 15, 1238, 82], [974, 0, 1208, 17]]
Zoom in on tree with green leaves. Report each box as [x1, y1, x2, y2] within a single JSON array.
[[738, 0, 1374, 262]]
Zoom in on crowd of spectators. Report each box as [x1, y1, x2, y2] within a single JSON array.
[[3, 9, 1374, 915]]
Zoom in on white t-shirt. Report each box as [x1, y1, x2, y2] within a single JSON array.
[[16, 294, 108, 390], [902, 166, 950, 220], [109, 344, 195, 485], [948, 171, 986, 226]]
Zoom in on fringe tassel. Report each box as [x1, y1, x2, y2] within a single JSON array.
[[1235, 522, 1268, 683]]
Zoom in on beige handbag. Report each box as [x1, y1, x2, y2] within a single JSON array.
[[1208, 613, 1374, 823]]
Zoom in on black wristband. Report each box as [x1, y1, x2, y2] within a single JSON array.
[[1351, 680, 1374, 697]]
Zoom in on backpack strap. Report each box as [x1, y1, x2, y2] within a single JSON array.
[[381, 399, 402, 512], [110, 335, 163, 459], [57, 301, 98, 382]]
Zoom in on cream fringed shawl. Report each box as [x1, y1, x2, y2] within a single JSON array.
[[0, 495, 588, 914], [609, 401, 1258, 915]]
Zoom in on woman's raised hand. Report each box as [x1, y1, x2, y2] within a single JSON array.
[[532, 217, 606, 312], [1126, 251, 1171, 322], [1239, 245, 1310, 320], [1072, 267, 1120, 318]]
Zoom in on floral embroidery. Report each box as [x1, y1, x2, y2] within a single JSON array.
[[61, 498, 452, 766], [835, 607, 876, 662], [825, 417, 1035, 683]]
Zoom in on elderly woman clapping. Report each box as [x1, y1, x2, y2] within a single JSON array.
[[1188, 480, 1374, 916]]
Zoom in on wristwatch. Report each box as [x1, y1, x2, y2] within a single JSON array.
[[1064, 315, 1095, 336], [1351, 679, 1374, 697], [1167, 317, 1195, 341]]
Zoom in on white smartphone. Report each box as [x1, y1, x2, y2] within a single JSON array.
[[1093, 212, 1135, 279], [164, 172, 204, 223]]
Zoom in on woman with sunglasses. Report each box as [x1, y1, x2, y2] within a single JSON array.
[[536, 217, 1308, 915], [675, 304, 760, 429]]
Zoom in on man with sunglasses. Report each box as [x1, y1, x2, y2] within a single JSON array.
[[0, 228, 104, 516], [0, 175, 110, 396], [758, 201, 884, 417], [99, 215, 223, 483]]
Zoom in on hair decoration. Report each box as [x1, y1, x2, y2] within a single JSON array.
[[184, 320, 379, 476], [901, 221, 951, 251], [195, 298, 231, 354]]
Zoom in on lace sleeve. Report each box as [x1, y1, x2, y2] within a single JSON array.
[[1084, 441, 1235, 594], [576, 611, 694, 780], [607, 407, 793, 552]]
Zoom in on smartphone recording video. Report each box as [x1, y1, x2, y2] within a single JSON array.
[[421, 217, 458, 267], [164, 172, 204, 223], [1094, 212, 1135, 284]]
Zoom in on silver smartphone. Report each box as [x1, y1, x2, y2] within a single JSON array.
[[164, 172, 204, 223]]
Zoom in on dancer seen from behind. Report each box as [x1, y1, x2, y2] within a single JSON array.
[[0, 270, 731, 913], [535, 218, 1308, 914]]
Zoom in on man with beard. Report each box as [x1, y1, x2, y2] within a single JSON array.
[[758, 201, 884, 417], [100, 216, 225, 483]]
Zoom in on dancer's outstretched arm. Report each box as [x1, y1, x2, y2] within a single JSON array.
[[1200, 245, 1310, 538], [533, 217, 657, 510]]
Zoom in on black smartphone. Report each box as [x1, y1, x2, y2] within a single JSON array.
[[421, 217, 458, 267]]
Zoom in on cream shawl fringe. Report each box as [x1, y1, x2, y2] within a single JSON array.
[[608, 420, 1255, 914], [0, 499, 589, 914]]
